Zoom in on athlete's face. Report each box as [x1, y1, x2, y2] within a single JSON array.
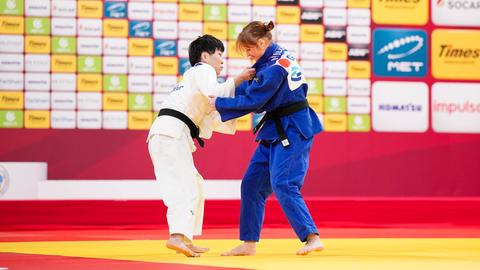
[[202, 49, 224, 75], [243, 38, 270, 63]]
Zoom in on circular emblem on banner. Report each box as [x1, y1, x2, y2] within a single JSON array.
[[0, 165, 10, 196]]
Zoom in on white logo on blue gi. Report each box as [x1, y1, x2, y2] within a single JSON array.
[[373, 28, 427, 77], [129, 21, 152, 38], [154, 40, 177, 56], [0, 165, 9, 196], [104, 2, 126, 18]]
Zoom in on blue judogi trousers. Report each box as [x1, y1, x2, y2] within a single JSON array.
[[239, 128, 318, 242]]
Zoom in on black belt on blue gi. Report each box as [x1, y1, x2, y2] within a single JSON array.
[[158, 108, 205, 148], [253, 99, 309, 147]]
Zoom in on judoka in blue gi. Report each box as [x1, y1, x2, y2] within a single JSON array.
[[209, 21, 325, 256]]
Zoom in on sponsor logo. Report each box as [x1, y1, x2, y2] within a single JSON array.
[[25, 54, 50, 72], [324, 27, 346, 42], [153, 3, 178, 21], [77, 74, 102, 92], [204, 5, 227, 21], [277, 24, 300, 41], [25, 36, 50, 54], [103, 38, 128, 55], [51, 18, 76, 36], [0, 91, 23, 109], [51, 55, 76, 73], [373, 28, 427, 77], [432, 29, 480, 80], [129, 21, 152, 38], [306, 96, 323, 113], [103, 93, 127, 110], [348, 79, 371, 96], [128, 2, 153, 21], [179, 58, 192, 75], [51, 110, 76, 129], [51, 0, 76, 17], [324, 0, 348, 7], [129, 57, 153, 74], [25, 110, 50, 129], [347, 96, 371, 114], [25, 91, 50, 110], [372, 81, 428, 132], [347, 8, 371, 26], [128, 94, 152, 110], [77, 111, 102, 129], [325, 96, 346, 113], [0, 16, 23, 34], [178, 22, 202, 39], [128, 75, 153, 93], [154, 57, 178, 75], [324, 60, 347, 78], [432, 0, 480, 26], [0, 164, 10, 195], [153, 21, 178, 39], [103, 111, 127, 130], [301, 60, 324, 78], [104, 2, 126, 18], [78, 56, 102, 73], [52, 37, 75, 54], [51, 73, 76, 91], [25, 0, 50, 17], [78, 1, 102, 18], [373, 0, 428, 25], [324, 79, 347, 96], [77, 92, 102, 110], [324, 43, 347, 60], [104, 74, 127, 92], [300, 24, 323, 42], [0, 110, 22, 128], [154, 76, 178, 93], [77, 37, 102, 55], [307, 78, 323, 95], [323, 8, 347, 26], [348, 114, 370, 132], [0, 72, 23, 90], [103, 56, 127, 74], [252, 6, 275, 22], [78, 19, 102, 36], [103, 19, 128, 37], [347, 26, 371, 44], [300, 42, 323, 60], [432, 82, 480, 133], [51, 92, 75, 110], [178, 3, 202, 21], [0, 35, 23, 53], [301, 8, 323, 23], [324, 114, 347, 132], [0, 53, 23, 71], [277, 6, 300, 24], [25, 73, 50, 91], [26, 17, 50, 35], [128, 111, 153, 130], [128, 38, 153, 56], [204, 22, 227, 40], [348, 61, 371, 78], [228, 5, 252, 22], [348, 45, 370, 60], [0, 0, 23, 15], [278, 0, 300, 4]]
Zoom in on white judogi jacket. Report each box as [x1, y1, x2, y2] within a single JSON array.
[[147, 63, 237, 150]]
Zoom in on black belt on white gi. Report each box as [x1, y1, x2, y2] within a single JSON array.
[[253, 99, 309, 147], [158, 108, 205, 148]]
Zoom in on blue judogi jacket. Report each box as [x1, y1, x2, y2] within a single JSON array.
[[216, 43, 323, 142]]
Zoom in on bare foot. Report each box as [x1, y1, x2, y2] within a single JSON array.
[[187, 244, 210, 253], [296, 234, 324, 256], [166, 238, 200, 257], [221, 242, 256, 256]]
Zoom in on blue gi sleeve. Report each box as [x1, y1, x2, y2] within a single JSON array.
[[216, 65, 287, 122], [234, 81, 249, 97]]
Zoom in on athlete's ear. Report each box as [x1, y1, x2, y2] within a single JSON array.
[[200, 51, 210, 62]]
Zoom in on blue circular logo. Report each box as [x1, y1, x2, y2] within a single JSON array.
[[0, 165, 9, 196]]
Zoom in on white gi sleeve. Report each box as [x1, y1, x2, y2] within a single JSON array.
[[193, 64, 236, 98]]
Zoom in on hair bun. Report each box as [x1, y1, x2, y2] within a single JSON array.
[[265, 21, 275, 31]]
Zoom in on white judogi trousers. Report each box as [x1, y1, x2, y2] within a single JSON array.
[[148, 133, 204, 241]]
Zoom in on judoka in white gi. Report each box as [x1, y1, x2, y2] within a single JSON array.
[[147, 35, 255, 257]]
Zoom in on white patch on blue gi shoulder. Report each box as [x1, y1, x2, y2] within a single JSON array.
[[275, 53, 306, 91]]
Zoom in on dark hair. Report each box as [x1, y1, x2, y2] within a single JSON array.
[[236, 21, 274, 52], [188, 34, 225, 66]]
